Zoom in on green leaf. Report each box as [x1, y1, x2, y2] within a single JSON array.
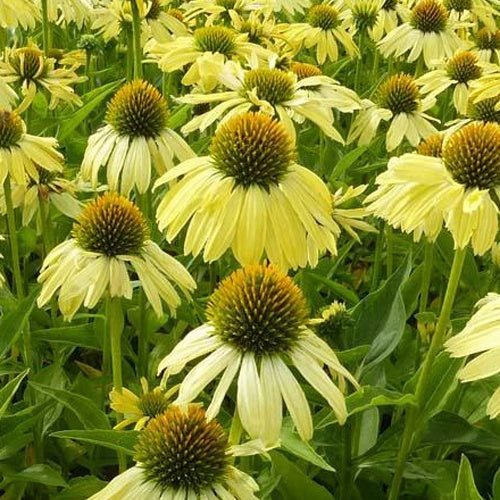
[[53, 476, 107, 499], [350, 254, 411, 374], [0, 287, 40, 359], [0, 369, 29, 419], [281, 427, 335, 471], [270, 451, 335, 500], [9, 464, 67, 488], [454, 455, 483, 500], [493, 468, 500, 500], [330, 145, 367, 180], [29, 382, 110, 430], [31, 324, 101, 350], [167, 104, 190, 129], [423, 412, 500, 453], [51, 430, 138, 455], [58, 80, 122, 140], [301, 271, 359, 305]]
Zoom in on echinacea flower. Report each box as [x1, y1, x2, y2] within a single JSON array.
[[39, 0, 92, 28], [81, 79, 194, 196], [182, 0, 266, 26], [158, 264, 358, 444], [0, 0, 38, 29], [145, 26, 269, 91], [444, 0, 498, 32], [155, 112, 341, 270], [416, 51, 489, 115], [349, 0, 385, 33], [230, 10, 279, 49], [445, 293, 500, 419], [90, 405, 260, 499], [280, 4, 359, 64], [469, 72, 500, 110], [92, 0, 188, 43], [348, 73, 438, 151], [0, 168, 83, 226], [179, 61, 360, 142], [365, 121, 500, 254], [109, 377, 177, 430], [370, 0, 410, 41], [37, 192, 196, 320], [472, 28, 500, 64], [0, 46, 84, 112], [272, 0, 310, 15], [0, 109, 64, 186], [0, 80, 18, 110], [378, 0, 463, 68]]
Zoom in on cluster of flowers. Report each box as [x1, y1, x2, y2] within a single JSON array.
[[0, 0, 499, 497]]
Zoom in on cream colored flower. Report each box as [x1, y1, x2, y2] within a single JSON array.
[[416, 51, 493, 115], [0, 0, 39, 29], [370, 0, 410, 41], [81, 79, 195, 196], [472, 28, 500, 64], [145, 26, 269, 91], [182, 0, 268, 26], [158, 264, 358, 445], [445, 0, 498, 33], [109, 378, 177, 430], [0, 46, 84, 112], [445, 293, 500, 419], [155, 113, 342, 270], [279, 4, 359, 65], [0, 80, 17, 110], [90, 405, 260, 499], [179, 60, 360, 143], [36, 0, 92, 28], [348, 73, 438, 151], [272, 0, 310, 14], [469, 71, 500, 110], [365, 121, 500, 254], [0, 109, 64, 187], [37, 192, 196, 321], [378, 0, 463, 68]]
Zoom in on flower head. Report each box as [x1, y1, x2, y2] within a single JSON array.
[[158, 264, 358, 444], [81, 79, 194, 195], [155, 112, 341, 269], [445, 293, 500, 419], [0, 0, 39, 29], [37, 192, 196, 320], [90, 405, 259, 499]]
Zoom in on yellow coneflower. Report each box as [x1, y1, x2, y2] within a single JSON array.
[[230, 9, 279, 49], [378, 0, 463, 68], [0, 109, 64, 187], [92, 0, 188, 44], [37, 0, 92, 28], [0, 46, 84, 112], [109, 378, 178, 430], [181, 0, 267, 26], [445, 293, 500, 419], [37, 192, 196, 321], [90, 405, 260, 499], [155, 113, 342, 270], [416, 51, 492, 115], [348, 73, 438, 151], [444, 0, 498, 33], [370, 0, 410, 42], [81, 79, 194, 196], [179, 61, 360, 143], [0, 0, 39, 29], [158, 265, 358, 444], [469, 72, 500, 111], [0, 80, 17, 110], [366, 121, 500, 255], [0, 168, 83, 226], [472, 28, 500, 64], [145, 26, 269, 91], [279, 4, 359, 65], [272, 0, 310, 14]]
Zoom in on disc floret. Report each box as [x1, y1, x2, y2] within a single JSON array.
[[193, 26, 236, 56], [290, 62, 323, 80], [135, 406, 229, 494], [206, 264, 309, 355], [444, 0, 472, 12], [73, 192, 149, 256], [138, 392, 170, 418], [0, 110, 23, 148], [10, 47, 47, 81], [467, 96, 500, 124], [308, 5, 341, 30], [243, 68, 295, 105], [376, 73, 420, 114], [106, 80, 168, 138], [210, 113, 294, 189], [410, 0, 448, 33], [475, 28, 500, 51], [442, 121, 500, 189], [446, 51, 482, 83], [417, 134, 443, 157]]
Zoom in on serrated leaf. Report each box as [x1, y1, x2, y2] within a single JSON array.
[[51, 430, 138, 455], [454, 455, 483, 500], [29, 382, 110, 430]]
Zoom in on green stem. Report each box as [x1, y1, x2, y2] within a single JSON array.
[[108, 296, 126, 472], [40, 0, 51, 55], [3, 177, 24, 298], [130, 0, 143, 79], [371, 221, 385, 292], [137, 289, 148, 377], [38, 195, 52, 258], [340, 421, 353, 500], [388, 247, 466, 500], [126, 29, 134, 82], [386, 224, 393, 278], [419, 241, 434, 314], [354, 32, 364, 94], [228, 408, 243, 447]]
